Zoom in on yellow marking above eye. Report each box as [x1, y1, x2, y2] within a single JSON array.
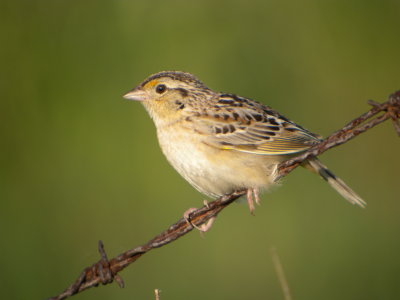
[[146, 80, 159, 88]]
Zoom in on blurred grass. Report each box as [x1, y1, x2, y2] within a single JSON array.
[[0, 0, 399, 299]]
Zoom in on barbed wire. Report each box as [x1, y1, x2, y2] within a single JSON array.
[[48, 91, 400, 300]]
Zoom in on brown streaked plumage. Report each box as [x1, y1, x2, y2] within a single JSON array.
[[124, 71, 366, 215]]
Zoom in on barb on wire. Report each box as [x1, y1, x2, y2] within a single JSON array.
[[47, 91, 400, 300]]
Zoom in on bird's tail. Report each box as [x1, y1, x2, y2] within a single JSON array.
[[302, 157, 366, 208]]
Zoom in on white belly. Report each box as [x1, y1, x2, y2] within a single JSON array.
[[157, 127, 281, 198]]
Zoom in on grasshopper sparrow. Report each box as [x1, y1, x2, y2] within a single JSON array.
[[124, 71, 366, 215]]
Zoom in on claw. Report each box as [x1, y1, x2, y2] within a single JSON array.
[[203, 199, 210, 209], [183, 207, 215, 233]]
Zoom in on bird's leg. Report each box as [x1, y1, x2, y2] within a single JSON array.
[[203, 199, 210, 208], [183, 207, 215, 233], [246, 188, 255, 215], [253, 188, 261, 206]]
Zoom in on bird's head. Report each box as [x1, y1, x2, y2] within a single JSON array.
[[124, 71, 211, 126]]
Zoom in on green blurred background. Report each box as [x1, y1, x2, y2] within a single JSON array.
[[1, 0, 399, 299]]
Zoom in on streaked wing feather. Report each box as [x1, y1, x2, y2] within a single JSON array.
[[194, 94, 321, 155]]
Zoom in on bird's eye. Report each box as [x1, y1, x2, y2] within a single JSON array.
[[155, 84, 167, 94]]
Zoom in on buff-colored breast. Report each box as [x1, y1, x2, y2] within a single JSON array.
[[156, 121, 284, 198]]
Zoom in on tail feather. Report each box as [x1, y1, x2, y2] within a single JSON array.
[[303, 158, 366, 208]]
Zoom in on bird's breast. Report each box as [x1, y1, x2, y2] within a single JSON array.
[[157, 125, 212, 181], [156, 123, 281, 198]]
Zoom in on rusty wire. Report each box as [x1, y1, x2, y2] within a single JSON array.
[[47, 91, 400, 300]]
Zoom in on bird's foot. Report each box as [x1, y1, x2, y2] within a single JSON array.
[[246, 188, 261, 215], [183, 207, 215, 233]]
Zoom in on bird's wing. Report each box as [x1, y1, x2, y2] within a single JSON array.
[[191, 94, 321, 155]]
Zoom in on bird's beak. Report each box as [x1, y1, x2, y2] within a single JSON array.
[[123, 89, 148, 102]]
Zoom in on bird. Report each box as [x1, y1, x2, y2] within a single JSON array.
[[123, 71, 366, 221]]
